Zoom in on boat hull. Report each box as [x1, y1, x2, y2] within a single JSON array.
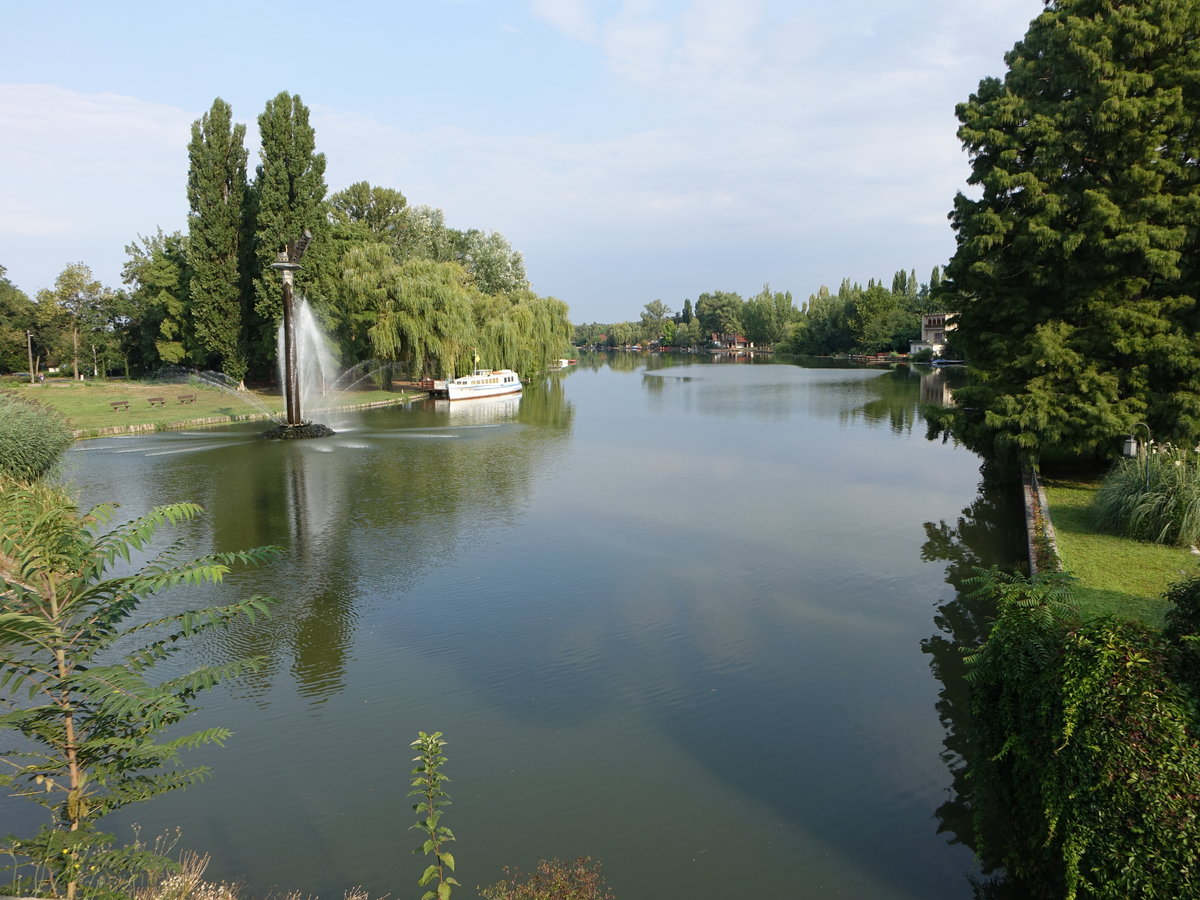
[[445, 369, 523, 400]]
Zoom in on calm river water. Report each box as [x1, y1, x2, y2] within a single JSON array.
[[39, 355, 1022, 898]]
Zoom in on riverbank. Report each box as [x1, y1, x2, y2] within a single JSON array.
[[1024, 470, 1195, 625], [2, 379, 420, 439]]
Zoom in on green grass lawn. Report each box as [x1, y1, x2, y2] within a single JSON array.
[[3, 378, 413, 434], [1043, 476, 1199, 626]]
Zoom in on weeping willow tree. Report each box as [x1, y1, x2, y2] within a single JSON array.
[[473, 291, 571, 377], [342, 246, 475, 378], [525, 294, 573, 371], [341, 244, 572, 380]]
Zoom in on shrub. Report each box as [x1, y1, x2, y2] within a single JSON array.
[[479, 858, 615, 900], [0, 390, 73, 482], [1164, 572, 1200, 686], [965, 569, 1200, 899], [1093, 444, 1200, 546]]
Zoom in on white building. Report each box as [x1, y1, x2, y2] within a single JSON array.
[[909, 312, 957, 356]]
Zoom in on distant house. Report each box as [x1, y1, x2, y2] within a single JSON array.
[[909, 313, 957, 356], [711, 333, 751, 349]]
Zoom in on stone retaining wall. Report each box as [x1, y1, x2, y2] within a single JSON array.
[[1021, 465, 1062, 576]]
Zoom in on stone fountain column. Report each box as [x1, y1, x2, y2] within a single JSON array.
[[277, 258, 303, 426], [270, 231, 313, 429]]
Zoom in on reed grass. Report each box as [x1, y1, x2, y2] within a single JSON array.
[[1093, 445, 1200, 547], [0, 390, 73, 481]]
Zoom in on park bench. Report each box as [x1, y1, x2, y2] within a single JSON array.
[[178, 394, 196, 404], [110, 400, 129, 411], [147, 397, 166, 407]]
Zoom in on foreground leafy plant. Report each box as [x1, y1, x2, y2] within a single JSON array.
[[0, 477, 279, 899], [409, 731, 458, 900]]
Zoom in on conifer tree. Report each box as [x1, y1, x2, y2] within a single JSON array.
[[937, 0, 1200, 460], [250, 91, 327, 371], [928, 266, 942, 296], [187, 98, 248, 381]]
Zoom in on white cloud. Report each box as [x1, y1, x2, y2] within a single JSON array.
[[531, 0, 598, 42]]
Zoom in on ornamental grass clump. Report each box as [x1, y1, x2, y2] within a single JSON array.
[[0, 390, 73, 483], [1093, 443, 1200, 547]]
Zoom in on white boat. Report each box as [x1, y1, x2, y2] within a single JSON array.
[[445, 368, 523, 400]]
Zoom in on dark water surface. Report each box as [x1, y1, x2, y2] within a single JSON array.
[[38, 356, 1018, 898]]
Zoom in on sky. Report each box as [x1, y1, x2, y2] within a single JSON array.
[[0, 0, 1040, 324]]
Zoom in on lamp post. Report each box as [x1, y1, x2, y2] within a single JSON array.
[[1122, 422, 1152, 490], [270, 230, 312, 427], [26, 330, 35, 385]]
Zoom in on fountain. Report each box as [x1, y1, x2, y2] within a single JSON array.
[[263, 231, 335, 440], [157, 302, 388, 434], [155, 230, 392, 434]]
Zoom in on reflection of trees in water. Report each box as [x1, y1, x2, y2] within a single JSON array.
[[840, 367, 923, 433], [825, 366, 971, 435], [920, 461, 1029, 898], [189, 381, 573, 704], [634, 356, 957, 428], [520, 375, 575, 429]]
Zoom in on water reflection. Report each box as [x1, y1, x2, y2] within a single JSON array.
[[67, 382, 574, 708], [920, 461, 1028, 897], [837, 366, 968, 435], [638, 357, 964, 435]]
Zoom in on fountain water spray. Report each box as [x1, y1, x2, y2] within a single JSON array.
[[277, 298, 340, 421], [264, 232, 335, 440]]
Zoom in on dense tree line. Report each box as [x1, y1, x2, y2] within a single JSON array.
[[0, 263, 128, 381], [5, 92, 569, 384], [574, 285, 801, 349], [785, 268, 944, 356], [575, 270, 944, 356]]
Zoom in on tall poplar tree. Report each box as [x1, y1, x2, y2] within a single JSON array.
[[936, 0, 1200, 460], [250, 91, 327, 371], [187, 97, 248, 381]]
